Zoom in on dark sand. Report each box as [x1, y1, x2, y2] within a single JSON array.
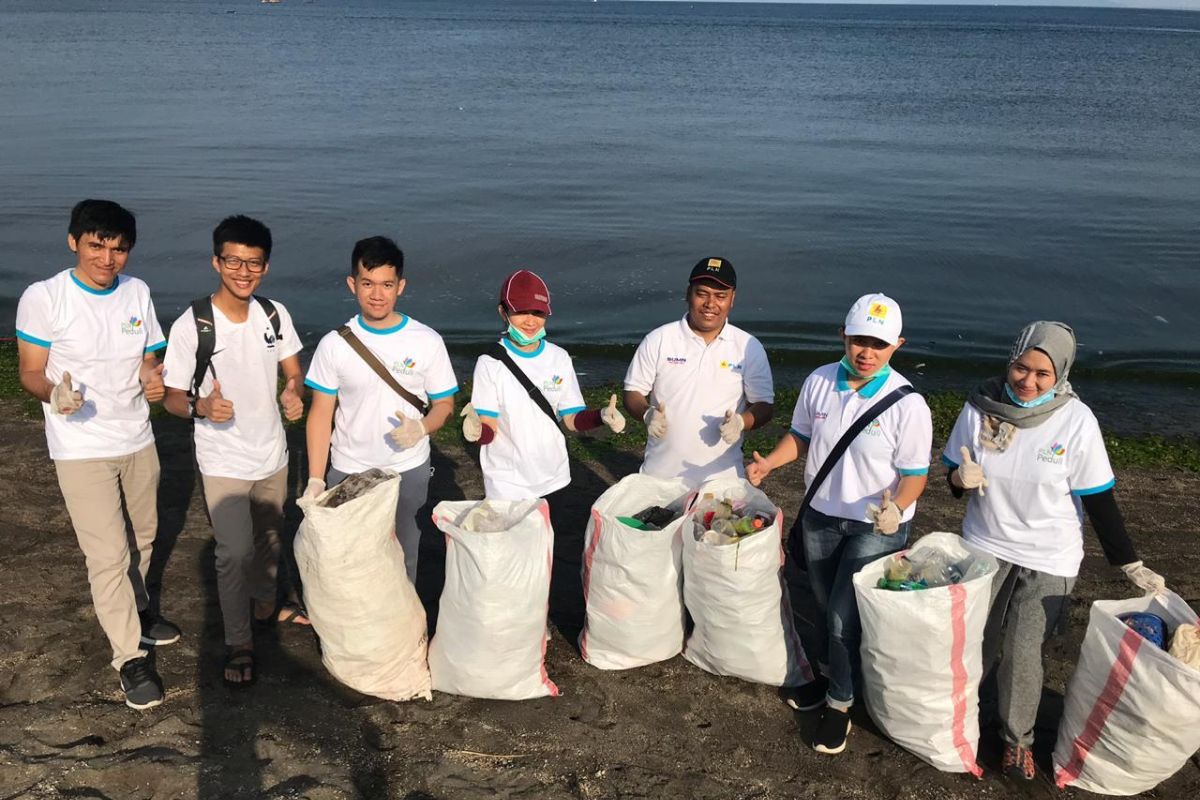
[[2, 403, 1198, 800]]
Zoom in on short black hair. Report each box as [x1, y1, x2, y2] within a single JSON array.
[[69, 199, 137, 249], [350, 236, 404, 278], [213, 215, 272, 261]]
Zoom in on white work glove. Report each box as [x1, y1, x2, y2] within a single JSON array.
[[719, 409, 745, 445], [957, 446, 988, 496], [643, 402, 668, 439], [1121, 561, 1166, 596], [389, 413, 427, 449], [303, 478, 325, 500], [867, 489, 902, 535], [600, 394, 626, 434], [461, 403, 483, 443], [50, 371, 84, 415]]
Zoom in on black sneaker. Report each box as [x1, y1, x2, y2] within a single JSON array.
[[139, 612, 181, 646], [812, 706, 852, 755], [1002, 743, 1037, 781], [119, 656, 164, 710], [784, 675, 829, 711]]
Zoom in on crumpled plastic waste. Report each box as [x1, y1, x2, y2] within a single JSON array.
[[1119, 612, 1167, 649], [692, 493, 772, 546], [319, 468, 395, 509], [617, 505, 683, 531], [876, 546, 993, 591], [461, 502, 510, 533], [1168, 623, 1200, 670]]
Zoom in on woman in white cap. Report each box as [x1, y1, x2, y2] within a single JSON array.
[[460, 269, 625, 505], [747, 293, 932, 755], [942, 320, 1165, 781]]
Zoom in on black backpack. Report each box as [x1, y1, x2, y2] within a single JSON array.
[[189, 295, 282, 398]]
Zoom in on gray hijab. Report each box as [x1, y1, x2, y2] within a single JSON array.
[[967, 321, 1078, 449]]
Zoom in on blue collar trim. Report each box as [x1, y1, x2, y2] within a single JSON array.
[[71, 271, 119, 295], [358, 313, 408, 334], [503, 337, 545, 359], [835, 362, 889, 399]]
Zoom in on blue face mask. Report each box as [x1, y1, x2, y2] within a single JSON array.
[[1005, 383, 1057, 408], [507, 324, 546, 347], [840, 355, 891, 381]]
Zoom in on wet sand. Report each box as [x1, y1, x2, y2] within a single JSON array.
[[2, 403, 1198, 800]]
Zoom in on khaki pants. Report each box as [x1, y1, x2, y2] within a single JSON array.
[[201, 467, 286, 646], [55, 444, 160, 670]]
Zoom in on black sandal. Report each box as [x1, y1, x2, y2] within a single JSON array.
[[223, 648, 256, 689]]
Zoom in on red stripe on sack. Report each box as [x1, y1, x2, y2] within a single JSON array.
[[1055, 627, 1143, 789], [579, 508, 605, 660], [948, 584, 983, 778], [540, 516, 560, 696]]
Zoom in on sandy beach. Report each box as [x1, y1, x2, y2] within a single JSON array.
[[2, 402, 1198, 800]]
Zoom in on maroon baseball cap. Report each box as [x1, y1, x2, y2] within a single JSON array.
[[500, 269, 552, 315], [689, 256, 736, 289]]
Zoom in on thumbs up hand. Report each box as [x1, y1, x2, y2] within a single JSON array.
[[460, 403, 483, 443], [600, 394, 626, 434], [957, 446, 987, 496], [719, 408, 745, 444], [867, 489, 902, 535], [279, 376, 303, 421], [50, 371, 84, 415], [746, 450, 772, 487], [643, 402, 668, 439], [388, 412, 427, 449], [201, 378, 235, 423], [140, 361, 166, 403]]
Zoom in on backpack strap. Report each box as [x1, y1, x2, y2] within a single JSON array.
[[337, 326, 430, 416], [786, 384, 917, 566], [190, 296, 217, 398], [492, 342, 568, 438], [253, 295, 282, 341]]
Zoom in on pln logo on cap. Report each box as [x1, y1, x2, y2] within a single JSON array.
[[868, 302, 889, 320], [707, 258, 723, 270]]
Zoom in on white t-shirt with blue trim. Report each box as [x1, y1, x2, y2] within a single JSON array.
[[470, 338, 586, 500], [163, 299, 303, 481], [943, 398, 1115, 577], [305, 314, 458, 475], [790, 362, 932, 524], [15, 269, 166, 460]]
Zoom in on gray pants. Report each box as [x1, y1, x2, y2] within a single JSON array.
[[327, 458, 431, 584], [983, 558, 1076, 748]]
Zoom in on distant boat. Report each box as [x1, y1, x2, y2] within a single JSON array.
[[261, 0, 281, 4]]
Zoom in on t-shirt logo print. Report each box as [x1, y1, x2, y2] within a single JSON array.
[[263, 331, 277, 349], [543, 375, 563, 392], [392, 357, 417, 376], [1036, 441, 1067, 464], [861, 418, 884, 437], [719, 359, 744, 373], [121, 316, 144, 335]]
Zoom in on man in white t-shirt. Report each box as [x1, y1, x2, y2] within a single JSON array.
[[162, 215, 305, 688], [623, 257, 774, 487], [15, 200, 177, 710], [304, 236, 458, 583]]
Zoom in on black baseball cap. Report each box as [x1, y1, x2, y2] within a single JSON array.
[[688, 256, 736, 290]]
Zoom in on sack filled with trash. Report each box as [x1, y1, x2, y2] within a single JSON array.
[[580, 474, 692, 670], [295, 470, 431, 702], [428, 499, 559, 700], [681, 477, 814, 687], [853, 532, 998, 776], [1053, 589, 1200, 795]]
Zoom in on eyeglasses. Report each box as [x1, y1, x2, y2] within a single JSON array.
[[219, 255, 266, 273]]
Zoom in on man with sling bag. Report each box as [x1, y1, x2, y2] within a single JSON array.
[[304, 237, 458, 584]]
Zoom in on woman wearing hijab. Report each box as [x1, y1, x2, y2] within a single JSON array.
[[747, 293, 933, 756], [942, 320, 1166, 781]]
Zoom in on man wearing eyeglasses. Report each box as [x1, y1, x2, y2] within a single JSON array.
[[162, 215, 305, 689]]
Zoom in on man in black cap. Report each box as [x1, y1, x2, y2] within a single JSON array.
[[623, 257, 774, 486]]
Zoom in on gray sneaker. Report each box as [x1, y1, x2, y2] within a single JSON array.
[[119, 656, 164, 710], [139, 612, 181, 646]]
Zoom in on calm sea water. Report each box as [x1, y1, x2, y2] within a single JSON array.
[[2, 0, 1197, 429]]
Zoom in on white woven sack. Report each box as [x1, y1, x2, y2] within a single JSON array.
[[1053, 590, 1200, 795], [682, 477, 813, 687], [429, 499, 559, 700], [579, 474, 692, 670], [294, 475, 431, 702], [853, 532, 997, 776]]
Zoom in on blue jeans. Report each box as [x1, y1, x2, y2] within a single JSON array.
[[802, 506, 910, 708]]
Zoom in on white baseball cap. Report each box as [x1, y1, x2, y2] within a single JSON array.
[[843, 292, 903, 345]]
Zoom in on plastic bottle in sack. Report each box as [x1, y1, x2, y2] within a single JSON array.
[[732, 515, 765, 536]]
